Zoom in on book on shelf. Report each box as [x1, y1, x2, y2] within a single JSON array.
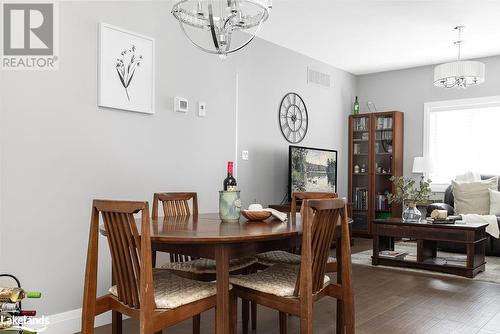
[[353, 187, 368, 210], [376, 117, 393, 130], [375, 193, 391, 211], [444, 256, 466, 265], [375, 130, 393, 140], [425, 215, 462, 224], [354, 117, 368, 131], [378, 250, 408, 260], [404, 254, 417, 262], [353, 143, 361, 154]]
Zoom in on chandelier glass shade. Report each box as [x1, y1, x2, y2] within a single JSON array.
[[172, 0, 272, 57], [433, 26, 485, 89]]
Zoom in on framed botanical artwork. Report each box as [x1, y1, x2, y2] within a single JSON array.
[[98, 23, 155, 114]]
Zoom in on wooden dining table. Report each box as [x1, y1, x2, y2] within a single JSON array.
[[105, 212, 348, 334]]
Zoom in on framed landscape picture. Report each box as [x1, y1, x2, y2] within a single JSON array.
[[289, 145, 338, 194], [98, 23, 155, 114]]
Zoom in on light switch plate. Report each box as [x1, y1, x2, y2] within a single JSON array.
[[242, 150, 249, 160], [198, 101, 206, 117]]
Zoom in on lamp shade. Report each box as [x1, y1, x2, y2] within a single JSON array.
[[412, 157, 433, 174], [433, 60, 485, 88]]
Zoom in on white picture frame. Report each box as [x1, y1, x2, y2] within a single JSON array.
[[98, 23, 155, 114]]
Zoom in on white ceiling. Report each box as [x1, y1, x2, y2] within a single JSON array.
[[257, 0, 500, 75]]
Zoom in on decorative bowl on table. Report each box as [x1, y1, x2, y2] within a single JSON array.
[[241, 210, 272, 221]]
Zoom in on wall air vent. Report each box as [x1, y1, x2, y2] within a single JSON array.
[[307, 67, 331, 88]]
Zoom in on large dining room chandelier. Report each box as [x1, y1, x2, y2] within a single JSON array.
[[433, 26, 485, 89], [172, 0, 272, 58]]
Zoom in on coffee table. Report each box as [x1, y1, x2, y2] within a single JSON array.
[[372, 218, 488, 278]]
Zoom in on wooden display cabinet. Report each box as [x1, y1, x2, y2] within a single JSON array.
[[348, 111, 403, 236]]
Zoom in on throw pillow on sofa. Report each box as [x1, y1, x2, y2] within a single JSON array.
[[452, 176, 498, 215], [489, 188, 500, 216], [455, 171, 481, 182]]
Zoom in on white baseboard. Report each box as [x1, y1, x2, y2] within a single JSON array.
[[47, 308, 113, 334]]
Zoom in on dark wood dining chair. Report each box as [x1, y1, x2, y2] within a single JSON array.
[[249, 192, 338, 332], [82, 199, 220, 334], [152, 192, 198, 220], [152, 192, 258, 332], [230, 198, 354, 334], [291, 192, 338, 216], [256, 192, 338, 272], [152, 192, 256, 276], [151, 192, 198, 267]]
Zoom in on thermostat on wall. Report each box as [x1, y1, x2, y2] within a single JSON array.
[[174, 97, 188, 113]]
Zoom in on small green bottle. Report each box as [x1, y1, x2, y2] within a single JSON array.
[[353, 96, 360, 115]]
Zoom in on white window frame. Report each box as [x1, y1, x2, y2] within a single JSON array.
[[423, 95, 500, 192]]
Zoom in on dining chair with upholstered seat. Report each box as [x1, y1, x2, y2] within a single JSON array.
[[82, 199, 226, 334], [152, 192, 257, 276], [230, 197, 354, 334], [255, 192, 339, 272], [247, 192, 339, 332], [152, 192, 258, 331]]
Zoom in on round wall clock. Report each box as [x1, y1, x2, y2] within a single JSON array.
[[278, 92, 308, 143]]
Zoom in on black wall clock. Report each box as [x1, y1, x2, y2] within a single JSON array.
[[279, 92, 308, 143]]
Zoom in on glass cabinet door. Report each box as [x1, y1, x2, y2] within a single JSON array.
[[351, 116, 370, 232], [373, 114, 394, 219]]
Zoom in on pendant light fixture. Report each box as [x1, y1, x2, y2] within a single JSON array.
[[172, 0, 272, 58], [433, 26, 485, 88]]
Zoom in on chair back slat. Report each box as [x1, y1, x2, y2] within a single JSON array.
[[295, 198, 346, 296], [289, 192, 337, 254], [94, 200, 149, 309], [152, 192, 199, 263], [162, 199, 190, 216], [311, 209, 340, 292], [153, 192, 198, 219]]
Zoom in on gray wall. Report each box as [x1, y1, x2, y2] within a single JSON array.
[[0, 1, 355, 316], [357, 55, 500, 179], [236, 38, 354, 207]]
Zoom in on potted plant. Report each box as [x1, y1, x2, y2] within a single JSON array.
[[387, 176, 432, 222]]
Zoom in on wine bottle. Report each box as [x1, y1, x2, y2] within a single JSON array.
[[223, 161, 237, 191], [353, 96, 360, 114], [0, 303, 36, 316], [0, 288, 41, 303]]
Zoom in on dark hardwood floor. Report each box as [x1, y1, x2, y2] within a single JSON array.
[[86, 239, 500, 334]]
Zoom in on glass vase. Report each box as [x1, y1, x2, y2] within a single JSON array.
[[402, 201, 422, 222]]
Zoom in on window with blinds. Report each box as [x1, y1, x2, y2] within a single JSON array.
[[424, 96, 500, 191]]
